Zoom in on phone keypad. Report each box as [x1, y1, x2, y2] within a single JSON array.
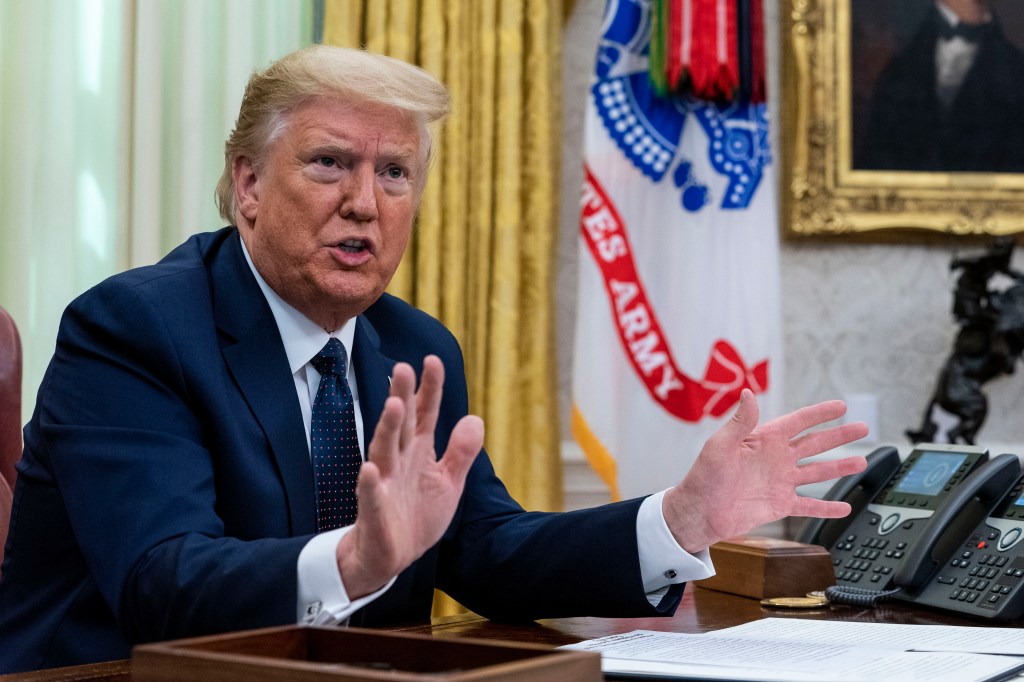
[[831, 530, 909, 586], [921, 532, 1024, 616]]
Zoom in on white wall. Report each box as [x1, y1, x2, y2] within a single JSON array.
[[558, 0, 1024, 467]]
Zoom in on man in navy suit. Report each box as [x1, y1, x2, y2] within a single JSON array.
[[0, 46, 867, 672]]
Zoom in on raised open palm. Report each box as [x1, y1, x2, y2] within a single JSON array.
[[335, 356, 483, 598], [663, 389, 869, 554]]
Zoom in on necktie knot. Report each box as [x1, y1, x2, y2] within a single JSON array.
[[312, 338, 346, 378]]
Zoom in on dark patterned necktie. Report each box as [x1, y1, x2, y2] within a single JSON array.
[[310, 338, 362, 530]]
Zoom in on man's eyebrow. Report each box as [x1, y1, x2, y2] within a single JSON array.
[[378, 147, 419, 164], [305, 140, 419, 164], [306, 141, 357, 156]]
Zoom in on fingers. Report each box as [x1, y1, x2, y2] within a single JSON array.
[[354, 460, 382, 514], [366, 356, 452, 474], [367, 396, 406, 474], [389, 358, 446, 447], [769, 399, 848, 438], [441, 415, 484, 486], [389, 363, 417, 449], [414, 356, 444, 440], [790, 496, 853, 519], [794, 455, 868, 486], [791, 421, 869, 459]]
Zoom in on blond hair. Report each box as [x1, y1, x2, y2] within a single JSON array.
[[215, 45, 451, 223]]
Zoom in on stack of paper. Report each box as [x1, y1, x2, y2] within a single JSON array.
[[562, 618, 1024, 681]]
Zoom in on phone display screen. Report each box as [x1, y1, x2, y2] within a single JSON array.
[[1013, 492, 1024, 507], [893, 451, 968, 496]]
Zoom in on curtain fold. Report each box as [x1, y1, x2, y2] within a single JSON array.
[[0, 0, 127, 417], [0, 1, 313, 418]]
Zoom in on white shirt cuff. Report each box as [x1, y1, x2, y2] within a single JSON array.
[[637, 489, 716, 594], [297, 526, 396, 625]]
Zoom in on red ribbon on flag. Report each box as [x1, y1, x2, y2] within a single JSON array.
[[580, 164, 768, 422]]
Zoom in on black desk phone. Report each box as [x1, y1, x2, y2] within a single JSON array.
[[796, 443, 1023, 619]]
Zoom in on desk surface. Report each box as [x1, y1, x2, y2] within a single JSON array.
[[4, 586, 1021, 681], [426, 585, 1021, 645]]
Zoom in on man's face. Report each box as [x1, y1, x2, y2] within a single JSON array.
[[234, 97, 424, 330], [940, 0, 990, 24]]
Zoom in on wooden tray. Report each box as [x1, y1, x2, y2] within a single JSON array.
[[132, 625, 601, 681]]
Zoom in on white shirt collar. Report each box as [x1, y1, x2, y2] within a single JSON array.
[[239, 237, 357, 372]]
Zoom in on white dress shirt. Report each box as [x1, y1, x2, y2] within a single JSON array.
[[934, 2, 990, 110], [239, 240, 712, 624]]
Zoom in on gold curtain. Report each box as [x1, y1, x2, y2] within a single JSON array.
[[323, 0, 563, 614]]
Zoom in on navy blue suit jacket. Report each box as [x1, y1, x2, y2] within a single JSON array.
[[0, 228, 681, 672]]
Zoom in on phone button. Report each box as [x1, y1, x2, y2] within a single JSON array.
[[998, 527, 1022, 551], [880, 513, 901, 533]]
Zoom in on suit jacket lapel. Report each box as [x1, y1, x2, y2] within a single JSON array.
[[211, 231, 317, 536], [351, 316, 394, 457]]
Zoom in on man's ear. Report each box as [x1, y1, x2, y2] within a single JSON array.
[[233, 155, 260, 222]]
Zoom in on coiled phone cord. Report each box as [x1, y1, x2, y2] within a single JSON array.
[[824, 584, 902, 607]]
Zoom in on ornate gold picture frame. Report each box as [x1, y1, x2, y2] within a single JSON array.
[[781, 0, 1024, 238]]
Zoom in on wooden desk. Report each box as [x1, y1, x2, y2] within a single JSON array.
[[4, 586, 1020, 680], [420, 584, 1023, 645]]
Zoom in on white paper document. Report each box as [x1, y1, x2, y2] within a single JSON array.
[[562, 619, 1024, 681], [718, 617, 1024, 654]]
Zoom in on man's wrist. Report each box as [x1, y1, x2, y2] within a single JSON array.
[[638, 491, 715, 593], [660, 485, 714, 554], [335, 525, 396, 600], [297, 526, 397, 625]]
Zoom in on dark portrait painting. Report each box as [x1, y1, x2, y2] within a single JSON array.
[[851, 0, 1024, 173]]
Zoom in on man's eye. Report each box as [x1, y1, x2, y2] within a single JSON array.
[[385, 166, 406, 179], [316, 157, 337, 168]]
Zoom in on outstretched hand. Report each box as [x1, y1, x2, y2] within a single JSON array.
[[335, 356, 483, 599], [663, 389, 868, 554]]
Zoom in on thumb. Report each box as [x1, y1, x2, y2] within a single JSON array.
[[721, 389, 759, 443]]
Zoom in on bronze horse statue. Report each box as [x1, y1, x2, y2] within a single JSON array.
[[907, 238, 1024, 445]]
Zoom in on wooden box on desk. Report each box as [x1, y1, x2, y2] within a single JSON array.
[[132, 624, 601, 681], [697, 535, 835, 599]]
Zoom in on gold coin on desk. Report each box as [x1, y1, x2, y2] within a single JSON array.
[[759, 596, 830, 608]]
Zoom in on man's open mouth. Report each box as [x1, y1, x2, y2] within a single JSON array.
[[339, 239, 367, 253]]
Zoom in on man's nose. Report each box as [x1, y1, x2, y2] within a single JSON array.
[[340, 165, 379, 222]]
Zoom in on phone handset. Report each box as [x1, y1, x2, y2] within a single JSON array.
[[894, 453, 1022, 590], [795, 446, 900, 547]]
